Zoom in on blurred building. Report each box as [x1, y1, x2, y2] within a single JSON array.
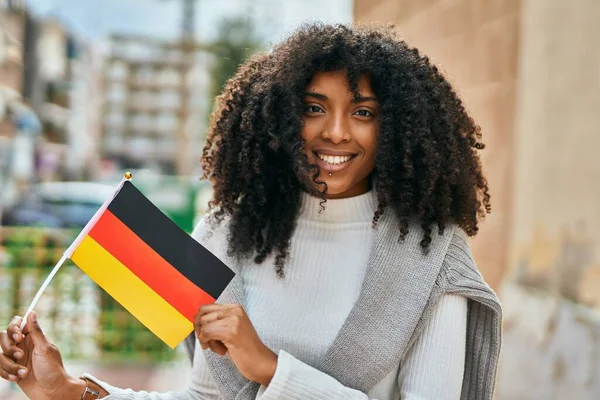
[[64, 41, 104, 181], [31, 19, 104, 181], [356, 0, 600, 398], [0, 0, 26, 141], [0, 0, 33, 207], [101, 34, 211, 177], [1, 2, 104, 184]]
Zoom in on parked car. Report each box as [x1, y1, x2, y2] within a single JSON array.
[[1, 181, 115, 228]]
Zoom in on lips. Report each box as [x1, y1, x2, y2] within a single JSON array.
[[312, 150, 357, 173]]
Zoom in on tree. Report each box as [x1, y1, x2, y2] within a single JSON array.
[[207, 17, 262, 110]]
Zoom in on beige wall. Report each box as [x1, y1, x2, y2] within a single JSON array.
[[356, 2, 600, 395], [355, 0, 521, 288], [509, 0, 600, 306]]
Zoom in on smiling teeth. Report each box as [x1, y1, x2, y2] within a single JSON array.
[[317, 153, 352, 165]]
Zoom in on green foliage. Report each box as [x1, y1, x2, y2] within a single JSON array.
[[0, 227, 178, 362], [207, 17, 263, 112]]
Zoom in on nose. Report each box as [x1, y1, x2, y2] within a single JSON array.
[[320, 113, 351, 144]]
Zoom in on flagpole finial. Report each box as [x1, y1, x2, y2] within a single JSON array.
[[124, 171, 133, 180]]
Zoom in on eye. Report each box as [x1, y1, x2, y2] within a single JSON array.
[[353, 109, 374, 117], [304, 105, 324, 114]]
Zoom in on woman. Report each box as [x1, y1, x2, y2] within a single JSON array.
[[0, 24, 501, 399]]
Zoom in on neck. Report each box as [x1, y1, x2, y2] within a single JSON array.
[[299, 188, 377, 223]]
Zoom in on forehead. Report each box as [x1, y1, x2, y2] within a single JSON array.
[[305, 70, 374, 96]]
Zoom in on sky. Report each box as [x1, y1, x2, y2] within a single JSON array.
[[25, 0, 353, 45]]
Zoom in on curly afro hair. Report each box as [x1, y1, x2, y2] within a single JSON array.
[[201, 23, 491, 277]]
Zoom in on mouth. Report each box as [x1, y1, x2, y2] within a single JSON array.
[[312, 150, 358, 173]]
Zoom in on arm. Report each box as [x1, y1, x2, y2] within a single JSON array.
[[255, 350, 378, 400], [398, 294, 467, 399], [84, 338, 220, 400], [0, 312, 220, 400], [255, 294, 467, 400]]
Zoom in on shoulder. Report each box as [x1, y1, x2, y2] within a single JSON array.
[[403, 220, 485, 285], [435, 226, 502, 312], [443, 227, 480, 277]]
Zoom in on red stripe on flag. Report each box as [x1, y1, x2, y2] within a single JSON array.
[[89, 210, 214, 322]]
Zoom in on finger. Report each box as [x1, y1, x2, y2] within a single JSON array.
[[196, 326, 209, 348], [194, 306, 236, 338], [199, 318, 234, 342], [0, 354, 27, 378], [0, 368, 10, 381], [7, 316, 24, 344], [198, 329, 227, 353], [197, 311, 223, 326], [197, 333, 227, 355], [209, 340, 228, 356], [0, 368, 19, 382], [197, 304, 231, 317], [196, 304, 245, 325], [198, 303, 241, 317], [0, 331, 22, 359], [197, 324, 220, 347], [24, 311, 48, 347]]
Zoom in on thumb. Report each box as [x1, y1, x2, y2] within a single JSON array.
[[25, 311, 48, 346]]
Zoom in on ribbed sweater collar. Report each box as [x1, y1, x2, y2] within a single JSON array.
[[298, 190, 377, 223]]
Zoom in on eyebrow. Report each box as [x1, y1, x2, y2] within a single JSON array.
[[303, 92, 378, 103], [353, 96, 378, 103], [304, 92, 327, 101]]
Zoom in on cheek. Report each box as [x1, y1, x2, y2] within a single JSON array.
[[356, 128, 378, 161], [301, 119, 321, 142]]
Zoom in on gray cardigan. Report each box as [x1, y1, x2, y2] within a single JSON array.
[[185, 211, 502, 400]]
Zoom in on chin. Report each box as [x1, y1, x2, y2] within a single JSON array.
[[322, 179, 350, 195]]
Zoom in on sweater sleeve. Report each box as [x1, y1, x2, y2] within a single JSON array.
[[83, 338, 221, 400], [255, 350, 375, 400], [398, 294, 467, 399], [256, 294, 467, 400]]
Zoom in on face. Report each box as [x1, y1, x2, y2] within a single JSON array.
[[301, 70, 379, 199]]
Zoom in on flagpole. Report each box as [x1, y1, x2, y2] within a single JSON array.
[[19, 254, 68, 330], [19, 172, 133, 331]]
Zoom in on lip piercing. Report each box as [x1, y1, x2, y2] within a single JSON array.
[[328, 172, 332, 176]]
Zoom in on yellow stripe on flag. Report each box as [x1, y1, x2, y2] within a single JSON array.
[[71, 236, 193, 348]]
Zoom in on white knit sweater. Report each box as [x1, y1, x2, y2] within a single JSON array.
[[88, 190, 467, 399]]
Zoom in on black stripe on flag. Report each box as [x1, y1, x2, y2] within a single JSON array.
[[108, 181, 234, 299]]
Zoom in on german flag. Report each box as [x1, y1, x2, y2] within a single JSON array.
[[68, 180, 235, 348]]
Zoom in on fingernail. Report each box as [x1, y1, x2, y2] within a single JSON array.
[[14, 351, 22, 359], [18, 369, 26, 377], [12, 333, 19, 341], [31, 312, 37, 322], [8, 374, 17, 381]]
